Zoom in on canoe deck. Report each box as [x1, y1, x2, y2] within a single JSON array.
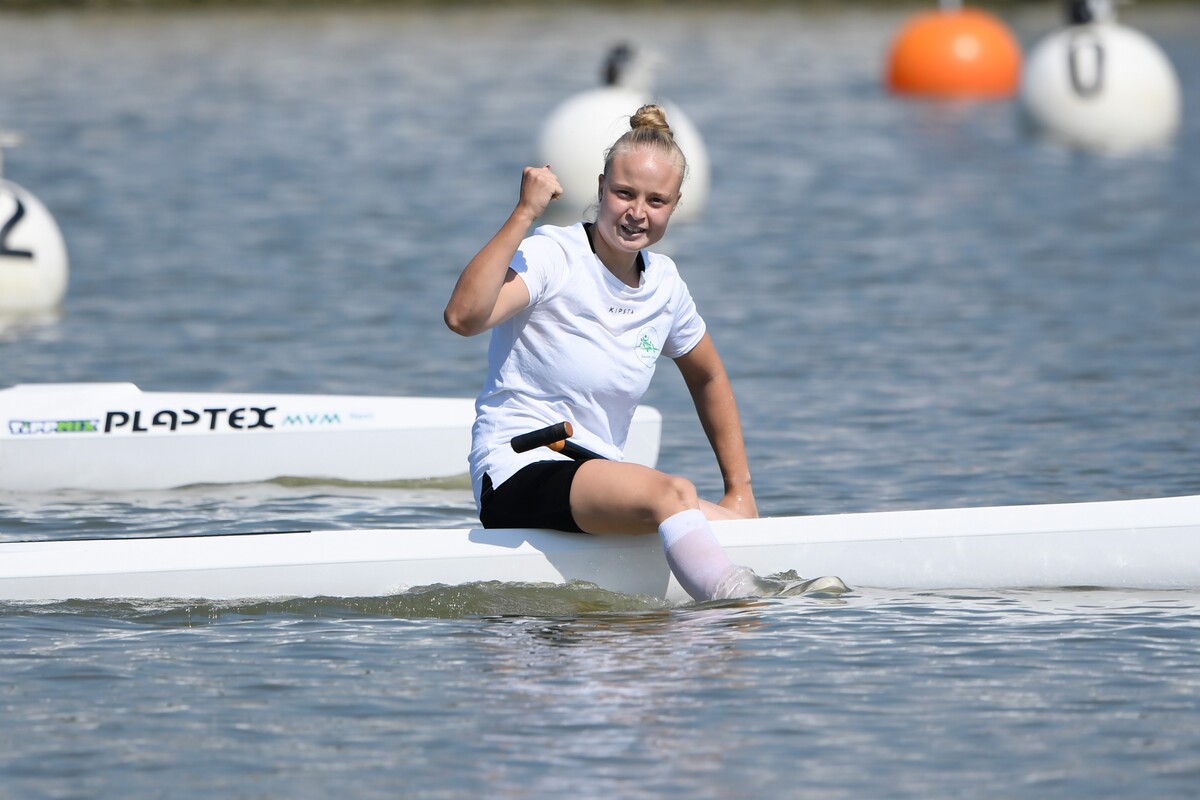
[[2, 494, 1197, 603]]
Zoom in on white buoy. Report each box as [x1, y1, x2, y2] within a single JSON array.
[[0, 133, 69, 314], [1019, 1, 1182, 154], [538, 44, 710, 225]]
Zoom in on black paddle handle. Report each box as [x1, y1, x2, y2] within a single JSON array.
[[510, 421, 606, 462]]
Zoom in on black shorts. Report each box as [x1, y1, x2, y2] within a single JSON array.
[[479, 460, 586, 533]]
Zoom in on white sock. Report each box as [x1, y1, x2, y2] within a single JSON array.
[[658, 509, 738, 601]]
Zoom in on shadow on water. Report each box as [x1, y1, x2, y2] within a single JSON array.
[[0, 581, 671, 623], [0, 577, 860, 623]]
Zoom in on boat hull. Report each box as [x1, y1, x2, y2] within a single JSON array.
[[1, 494, 1197, 603], [0, 383, 662, 490]]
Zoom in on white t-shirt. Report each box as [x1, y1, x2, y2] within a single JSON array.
[[469, 222, 706, 508]]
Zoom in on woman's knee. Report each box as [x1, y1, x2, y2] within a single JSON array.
[[652, 473, 700, 517]]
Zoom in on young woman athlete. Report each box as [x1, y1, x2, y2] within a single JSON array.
[[445, 105, 839, 601]]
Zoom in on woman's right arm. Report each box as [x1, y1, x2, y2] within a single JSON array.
[[444, 166, 563, 337]]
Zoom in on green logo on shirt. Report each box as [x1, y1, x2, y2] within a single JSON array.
[[635, 328, 661, 366]]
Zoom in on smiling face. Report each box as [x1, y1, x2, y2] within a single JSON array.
[[592, 147, 684, 276]]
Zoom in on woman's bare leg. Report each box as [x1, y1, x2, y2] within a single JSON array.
[[569, 459, 743, 600], [568, 460, 848, 601], [568, 460, 747, 532]]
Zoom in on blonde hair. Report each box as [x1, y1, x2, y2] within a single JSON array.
[[602, 104, 688, 185]]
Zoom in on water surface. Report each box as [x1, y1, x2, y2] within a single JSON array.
[[1, 6, 1199, 798]]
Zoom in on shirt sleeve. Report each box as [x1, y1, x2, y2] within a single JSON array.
[[661, 270, 707, 360], [509, 234, 569, 307]]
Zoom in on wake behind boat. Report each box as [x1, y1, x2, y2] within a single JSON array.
[[1, 494, 1197, 603], [0, 382, 662, 491]]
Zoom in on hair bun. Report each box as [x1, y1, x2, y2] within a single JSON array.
[[629, 104, 673, 137], [600, 103, 688, 192]]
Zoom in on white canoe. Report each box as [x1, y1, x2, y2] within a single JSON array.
[[1, 494, 1197, 603], [0, 382, 662, 490]]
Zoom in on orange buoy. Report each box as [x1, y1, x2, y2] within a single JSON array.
[[886, 6, 1022, 98]]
